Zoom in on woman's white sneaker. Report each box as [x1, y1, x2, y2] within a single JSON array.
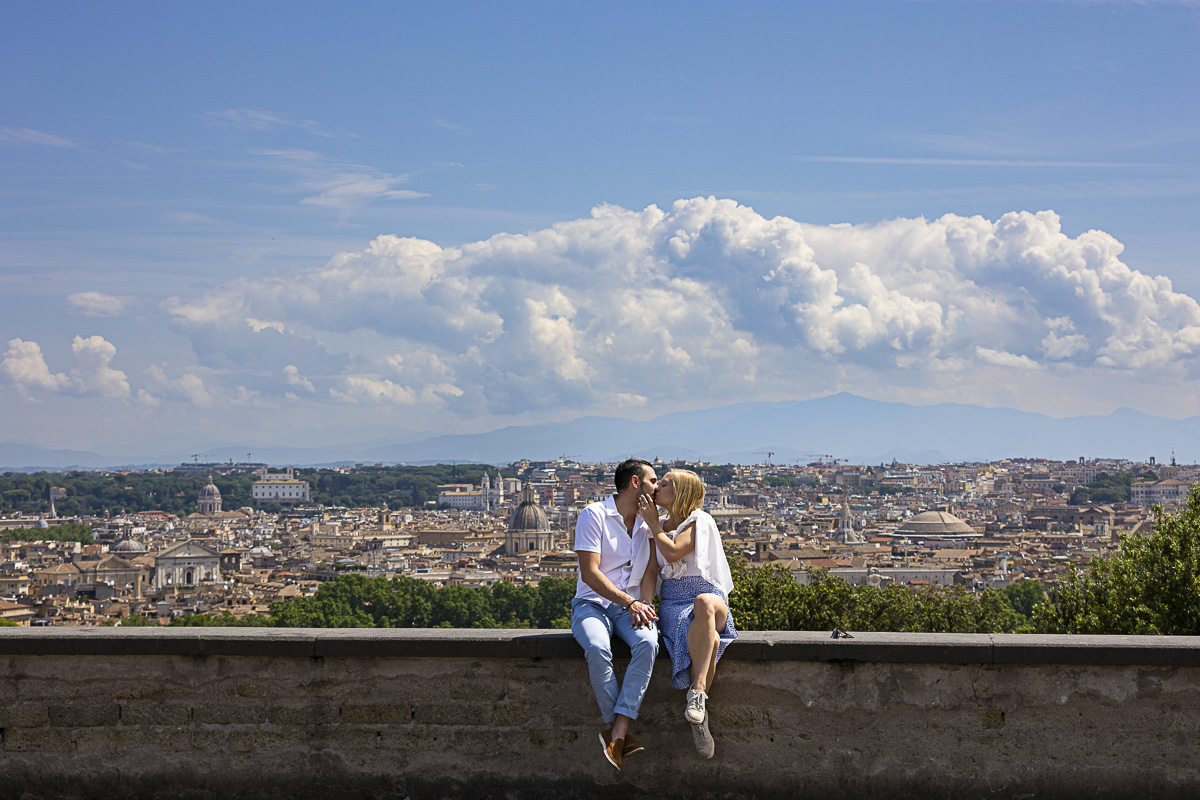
[[684, 689, 708, 725]]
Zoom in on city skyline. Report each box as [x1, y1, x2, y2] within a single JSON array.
[[3, 2, 1200, 454]]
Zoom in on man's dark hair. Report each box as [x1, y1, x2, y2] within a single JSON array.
[[614, 458, 653, 492]]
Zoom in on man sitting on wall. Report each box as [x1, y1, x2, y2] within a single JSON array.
[[571, 457, 661, 770]]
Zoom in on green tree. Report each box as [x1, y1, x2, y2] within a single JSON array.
[[267, 574, 441, 628], [534, 577, 575, 628], [431, 584, 496, 628], [726, 549, 806, 630], [171, 611, 273, 627], [268, 573, 374, 627], [490, 581, 539, 627], [1035, 487, 1200, 634], [1003, 579, 1046, 619], [2, 521, 93, 544]]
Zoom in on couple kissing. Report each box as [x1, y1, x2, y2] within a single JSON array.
[[570, 457, 738, 769]]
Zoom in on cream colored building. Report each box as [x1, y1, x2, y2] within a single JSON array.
[[154, 540, 221, 589], [252, 467, 311, 503], [1130, 479, 1194, 507]]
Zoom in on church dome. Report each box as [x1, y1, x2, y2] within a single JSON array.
[[508, 485, 550, 533], [197, 475, 223, 515], [113, 538, 147, 554], [896, 510, 979, 538]]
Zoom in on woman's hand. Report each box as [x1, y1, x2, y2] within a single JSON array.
[[637, 493, 662, 534], [628, 599, 658, 628]]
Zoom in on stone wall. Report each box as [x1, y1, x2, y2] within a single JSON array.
[[3, 628, 1200, 799]]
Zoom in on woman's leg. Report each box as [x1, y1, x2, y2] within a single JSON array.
[[686, 593, 729, 693]]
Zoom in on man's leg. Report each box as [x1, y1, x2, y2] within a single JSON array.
[[570, 599, 619, 723], [608, 602, 660, 726]]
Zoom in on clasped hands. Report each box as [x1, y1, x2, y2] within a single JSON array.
[[627, 597, 657, 628]]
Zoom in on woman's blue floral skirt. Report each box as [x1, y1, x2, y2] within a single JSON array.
[[659, 575, 738, 690]]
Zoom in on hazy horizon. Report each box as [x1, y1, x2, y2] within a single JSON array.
[[3, 392, 1196, 471]]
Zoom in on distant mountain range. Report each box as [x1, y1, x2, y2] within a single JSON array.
[[2, 393, 1197, 471]]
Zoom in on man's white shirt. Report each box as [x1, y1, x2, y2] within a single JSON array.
[[573, 495, 653, 607]]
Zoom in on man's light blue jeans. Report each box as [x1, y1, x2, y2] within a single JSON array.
[[571, 598, 659, 723]]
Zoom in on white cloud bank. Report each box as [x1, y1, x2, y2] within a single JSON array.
[[153, 197, 1200, 420], [6, 198, 1198, 424]]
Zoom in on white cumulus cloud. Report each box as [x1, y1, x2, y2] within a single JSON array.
[[68, 335, 131, 398], [146, 365, 214, 408], [283, 365, 316, 393], [2, 339, 71, 392], [332, 375, 418, 405], [976, 347, 1042, 371], [2, 336, 130, 399]]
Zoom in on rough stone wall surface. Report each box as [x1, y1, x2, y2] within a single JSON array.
[[2, 630, 1200, 799]]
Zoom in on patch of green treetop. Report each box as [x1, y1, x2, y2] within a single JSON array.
[[1, 521, 93, 545]]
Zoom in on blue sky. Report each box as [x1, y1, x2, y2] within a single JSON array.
[[3, 1, 1200, 457]]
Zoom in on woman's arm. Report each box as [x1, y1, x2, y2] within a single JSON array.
[[652, 521, 696, 564], [636, 494, 698, 563], [638, 552, 660, 613]]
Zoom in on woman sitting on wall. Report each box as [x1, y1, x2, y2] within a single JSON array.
[[637, 468, 737, 759]]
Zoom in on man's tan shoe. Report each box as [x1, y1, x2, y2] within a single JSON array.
[[600, 726, 642, 765], [603, 736, 624, 770]]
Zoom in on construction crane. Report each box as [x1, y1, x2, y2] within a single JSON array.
[[796, 453, 841, 467], [753, 451, 776, 467]]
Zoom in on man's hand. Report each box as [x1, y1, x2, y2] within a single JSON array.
[[627, 599, 658, 628]]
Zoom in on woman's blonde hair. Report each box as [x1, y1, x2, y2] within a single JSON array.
[[668, 469, 705, 519]]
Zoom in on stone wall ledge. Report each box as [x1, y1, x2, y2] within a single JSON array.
[[7, 627, 1200, 799], [5, 627, 1200, 665]]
